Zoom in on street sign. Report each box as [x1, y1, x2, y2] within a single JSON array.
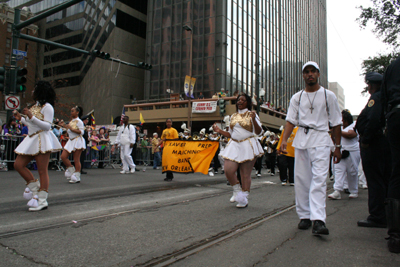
[[5, 95, 20, 110], [12, 49, 27, 57], [16, 55, 24, 61]]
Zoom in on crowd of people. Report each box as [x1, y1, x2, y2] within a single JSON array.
[[2, 58, 399, 255]]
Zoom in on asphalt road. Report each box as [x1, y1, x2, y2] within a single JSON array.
[[0, 167, 399, 267]]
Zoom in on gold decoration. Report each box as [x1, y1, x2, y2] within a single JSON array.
[[69, 119, 78, 130], [29, 104, 45, 121], [230, 111, 253, 132]]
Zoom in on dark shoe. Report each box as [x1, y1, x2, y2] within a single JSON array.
[[221, 171, 225, 174], [312, 220, 329, 235], [164, 178, 173, 182], [226, 180, 230, 185], [385, 198, 400, 253], [344, 188, 350, 194], [357, 219, 387, 228], [81, 171, 87, 174], [298, 219, 312, 230]]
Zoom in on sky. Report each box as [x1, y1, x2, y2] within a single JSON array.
[[326, 0, 391, 115]]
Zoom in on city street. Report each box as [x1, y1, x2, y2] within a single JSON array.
[[0, 167, 399, 267]]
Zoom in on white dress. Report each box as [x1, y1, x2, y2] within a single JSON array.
[[15, 103, 62, 156], [63, 118, 86, 153], [220, 109, 264, 163]]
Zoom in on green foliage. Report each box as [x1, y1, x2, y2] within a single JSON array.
[[357, 0, 400, 48], [361, 51, 400, 75]]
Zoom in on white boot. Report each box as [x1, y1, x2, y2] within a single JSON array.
[[29, 191, 48, 211], [230, 184, 242, 203], [65, 166, 75, 179], [23, 179, 40, 200], [236, 191, 249, 208], [69, 172, 81, 184]]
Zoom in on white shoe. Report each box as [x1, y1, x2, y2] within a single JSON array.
[[65, 166, 75, 179], [120, 170, 127, 174], [361, 184, 368, 189], [24, 179, 40, 200], [208, 171, 214, 176], [29, 191, 48, 211], [349, 193, 358, 199], [328, 190, 341, 200], [69, 172, 81, 183], [289, 183, 295, 186], [236, 191, 249, 208], [131, 168, 136, 173], [281, 181, 287, 186], [270, 173, 275, 176], [230, 184, 242, 203]]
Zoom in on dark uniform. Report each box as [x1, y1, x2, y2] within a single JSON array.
[[381, 57, 400, 253], [355, 72, 391, 228], [80, 115, 89, 174]]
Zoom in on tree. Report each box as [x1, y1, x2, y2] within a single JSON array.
[[357, 0, 400, 93], [357, 0, 400, 48]]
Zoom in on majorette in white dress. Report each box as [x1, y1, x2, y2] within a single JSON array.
[[63, 118, 86, 153], [15, 103, 62, 155], [220, 108, 264, 163]]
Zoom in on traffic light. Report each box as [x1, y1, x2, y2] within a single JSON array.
[[218, 98, 226, 116], [137, 62, 152, 70], [16, 67, 27, 93], [0, 66, 6, 91], [91, 50, 111, 59]]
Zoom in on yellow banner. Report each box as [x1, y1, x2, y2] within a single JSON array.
[[184, 75, 191, 97], [190, 77, 196, 98], [162, 140, 219, 175]]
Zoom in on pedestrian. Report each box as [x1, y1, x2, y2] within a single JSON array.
[[89, 129, 100, 164], [157, 118, 179, 181], [328, 110, 360, 200], [355, 72, 391, 228], [209, 132, 221, 174], [141, 134, 149, 166], [280, 61, 342, 235], [13, 80, 62, 211], [115, 116, 136, 174], [152, 132, 161, 169], [60, 106, 86, 184], [381, 56, 400, 253], [3, 116, 21, 170], [276, 127, 298, 186], [97, 127, 110, 168], [265, 132, 278, 176], [213, 93, 264, 208], [198, 92, 205, 99], [130, 125, 140, 170]]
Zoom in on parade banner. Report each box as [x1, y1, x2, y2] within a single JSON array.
[[190, 77, 196, 98], [192, 101, 217, 113], [184, 75, 191, 97], [95, 124, 117, 131], [162, 140, 219, 175]]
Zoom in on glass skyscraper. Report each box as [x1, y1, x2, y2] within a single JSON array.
[[145, 0, 327, 110]]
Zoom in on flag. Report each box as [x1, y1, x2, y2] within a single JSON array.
[[190, 77, 196, 98], [184, 75, 191, 97], [111, 115, 114, 124], [90, 113, 96, 126], [91, 145, 107, 151], [140, 113, 145, 125], [120, 107, 125, 125]]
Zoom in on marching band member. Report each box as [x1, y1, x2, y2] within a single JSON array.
[[158, 118, 179, 181], [209, 130, 221, 174], [60, 106, 86, 183], [280, 61, 342, 235], [14, 81, 62, 211], [115, 116, 136, 174], [199, 128, 207, 140], [213, 93, 264, 208]]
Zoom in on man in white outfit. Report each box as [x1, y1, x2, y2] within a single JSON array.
[[328, 110, 361, 200], [280, 61, 342, 235], [115, 116, 136, 174]]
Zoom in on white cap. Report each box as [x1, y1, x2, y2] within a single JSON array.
[[153, 132, 158, 136], [302, 61, 320, 72]]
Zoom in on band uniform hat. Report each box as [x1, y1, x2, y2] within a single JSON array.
[[365, 72, 383, 83], [81, 115, 90, 120], [302, 61, 320, 72]]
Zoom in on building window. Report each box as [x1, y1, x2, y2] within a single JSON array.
[[7, 23, 12, 32], [6, 38, 11, 48], [5, 53, 10, 64], [25, 43, 29, 52]]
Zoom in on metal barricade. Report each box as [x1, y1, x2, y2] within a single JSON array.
[[1, 135, 25, 171]]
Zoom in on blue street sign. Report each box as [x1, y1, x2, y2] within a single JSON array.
[[12, 49, 27, 57], [16, 55, 24, 61]]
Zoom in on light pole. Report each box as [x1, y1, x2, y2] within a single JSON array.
[[183, 24, 193, 129]]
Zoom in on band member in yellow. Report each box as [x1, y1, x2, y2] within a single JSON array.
[[277, 127, 298, 186], [158, 118, 179, 181]]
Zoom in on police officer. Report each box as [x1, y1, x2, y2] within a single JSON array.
[[355, 72, 392, 228], [381, 57, 400, 253]]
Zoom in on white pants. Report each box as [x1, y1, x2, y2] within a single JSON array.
[[295, 146, 330, 222], [358, 159, 367, 186], [334, 150, 360, 194], [120, 144, 135, 171]]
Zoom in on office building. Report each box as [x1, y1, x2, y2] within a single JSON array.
[[329, 81, 345, 111], [145, 0, 328, 110]]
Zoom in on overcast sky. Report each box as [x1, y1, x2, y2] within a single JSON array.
[[326, 0, 391, 115]]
